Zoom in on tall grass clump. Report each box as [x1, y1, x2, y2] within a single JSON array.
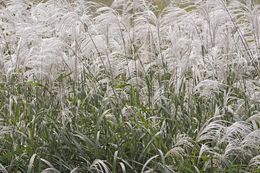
[[0, 0, 260, 172]]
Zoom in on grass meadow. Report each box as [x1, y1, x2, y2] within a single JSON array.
[[0, 0, 260, 172]]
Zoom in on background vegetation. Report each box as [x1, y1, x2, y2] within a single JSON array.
[[0, 0, 260, 172]]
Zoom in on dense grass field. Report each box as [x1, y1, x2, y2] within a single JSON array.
[[0, 0, 260, 172]]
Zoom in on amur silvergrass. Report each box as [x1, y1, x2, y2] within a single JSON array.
[[0, 0, 260, 172]]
